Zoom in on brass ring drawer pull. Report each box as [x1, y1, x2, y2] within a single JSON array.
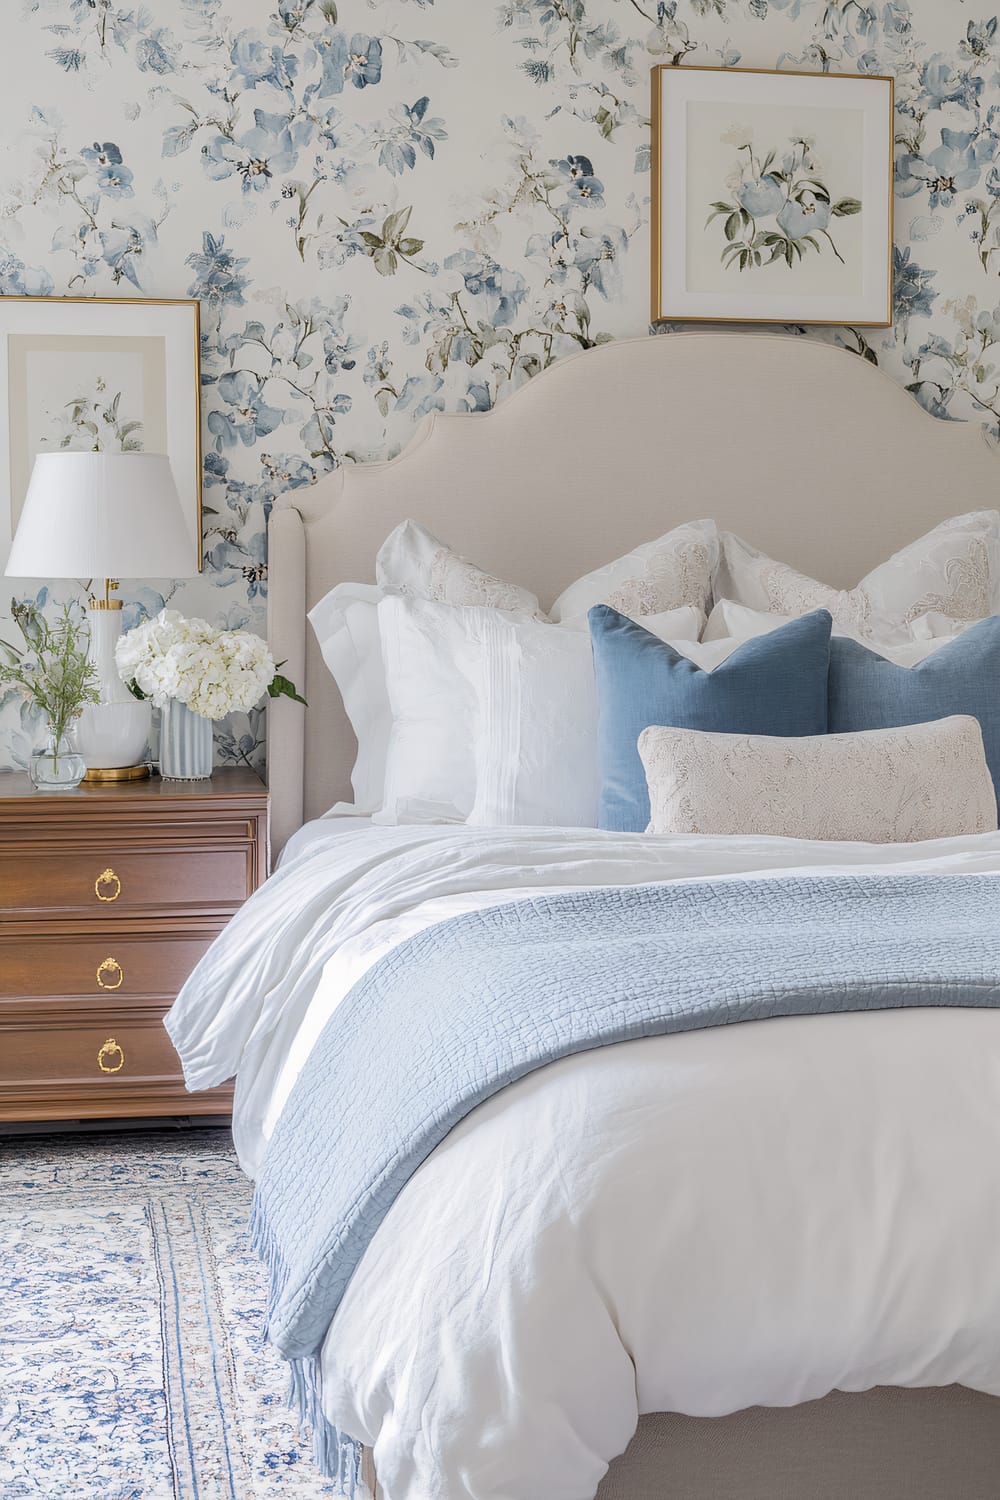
[[97, 1037, 125, 1074], [96, 957, 124, 991], [95, 868, 122, 902]]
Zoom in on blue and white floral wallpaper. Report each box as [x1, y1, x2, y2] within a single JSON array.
[[0, 0, 997, 772]]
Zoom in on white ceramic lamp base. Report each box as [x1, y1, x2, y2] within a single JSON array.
[[76, 605, 151, 780]]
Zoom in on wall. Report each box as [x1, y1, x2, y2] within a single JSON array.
[[0, 0, 996, 771]]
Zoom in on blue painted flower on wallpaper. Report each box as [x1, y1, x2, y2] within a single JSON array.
[[898, 128, 993, 208], [205, 529, 268, 600], [121, 587, 172, 633], [186, 233, 251, 313], [962, 18, 999, 59], [100, 221, 158, 288], [0, 252, 53, 297], [892, 246, 938, 325], [208, 372, 284, 451], [203, 114, 305, 193], [553, 155, 605, 208], [229, 34, 299, 91], [919, 55, 983, 111], [444, 251, 528, 326], [908, 381, 957, 420], [573, 225, 628, 300], [395, 372, 490, 417], [259, 452, 319, 490], [318, 32, 383, 97]]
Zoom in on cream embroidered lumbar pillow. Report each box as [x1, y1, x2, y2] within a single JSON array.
[[639, 716, 997, 842]]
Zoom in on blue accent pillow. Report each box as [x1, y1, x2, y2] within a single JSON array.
[[588, 605, 833, 832], [829, 616, 1000, 791]]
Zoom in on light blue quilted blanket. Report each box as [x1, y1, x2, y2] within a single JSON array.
[[251, 873, 1000, 1485]]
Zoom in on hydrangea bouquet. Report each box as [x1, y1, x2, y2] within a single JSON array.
[[115, 609, 304, 720]]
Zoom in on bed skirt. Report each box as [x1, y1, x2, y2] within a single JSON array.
[[362, 1385, 1000, 1499]]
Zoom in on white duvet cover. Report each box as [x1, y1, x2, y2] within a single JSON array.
[[167, 823, 1000, 1500]]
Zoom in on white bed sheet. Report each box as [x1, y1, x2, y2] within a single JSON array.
[[166, 823, 1000, 1500]]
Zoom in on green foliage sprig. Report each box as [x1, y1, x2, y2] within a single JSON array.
[[0, 599, 100, 751]]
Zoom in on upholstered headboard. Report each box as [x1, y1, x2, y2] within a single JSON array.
[[267, 330, 999, 856]]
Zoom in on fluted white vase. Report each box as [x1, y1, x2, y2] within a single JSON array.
[[160, 700, 213, 781]]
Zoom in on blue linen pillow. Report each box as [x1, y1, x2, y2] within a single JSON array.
[[829, 616, 1000, 792], [588, 605, 833, 832]]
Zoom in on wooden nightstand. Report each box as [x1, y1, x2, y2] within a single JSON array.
[[0, 768, 267, 1123]]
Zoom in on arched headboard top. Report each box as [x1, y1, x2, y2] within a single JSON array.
[[268, 330, 999, 853]]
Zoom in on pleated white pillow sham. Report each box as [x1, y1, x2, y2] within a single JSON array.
[[639, 716, 998, 842]]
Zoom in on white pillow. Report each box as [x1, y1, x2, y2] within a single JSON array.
[[375, 597, 703, 827], [716, 511, 1000, 641], [307, 582, 389, 815], [639, 716, 998, 842], [704, 597, 970, 668], [376, 519, 543, 616], [549, 519, 718, 625]]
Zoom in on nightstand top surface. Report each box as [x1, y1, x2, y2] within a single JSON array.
[[0, 767, 266, 807]]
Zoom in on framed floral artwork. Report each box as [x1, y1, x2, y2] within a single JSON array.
[[0, 296, 201, 573], [651, 66, 894, 326]]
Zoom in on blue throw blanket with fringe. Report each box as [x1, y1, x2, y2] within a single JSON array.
[[251, 874, 1000, 1489]]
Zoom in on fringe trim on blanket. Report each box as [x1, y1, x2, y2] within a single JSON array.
[[250, 1193, 364, 1493]]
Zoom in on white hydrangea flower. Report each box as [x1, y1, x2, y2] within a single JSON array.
[[114, 608, 278, 720]]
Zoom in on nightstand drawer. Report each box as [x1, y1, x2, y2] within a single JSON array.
[[0, 933, 216, 1000], [0, 846, 254, 918], [0, 1012, 185, 1090]]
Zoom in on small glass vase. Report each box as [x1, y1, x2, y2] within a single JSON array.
[[30, 721, 87, 792], [160, 699, 213, 781]]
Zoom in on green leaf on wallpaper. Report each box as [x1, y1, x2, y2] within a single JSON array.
[[372, 247, 398, 276], [320, 0, 338, 19], [832, 198, 862, 216], [398, 237, 424, 257], [382, 206, 412, 242], [596, 107, 614, 140]]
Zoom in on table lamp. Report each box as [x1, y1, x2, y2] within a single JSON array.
[[4, 452, 196, 781]]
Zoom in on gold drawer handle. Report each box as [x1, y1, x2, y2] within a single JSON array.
[[95, 868, 122, 902], [96, 957, 124, 991], [98, 1037, 125, 1074]]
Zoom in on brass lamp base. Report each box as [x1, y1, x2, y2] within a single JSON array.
[[83, 764, 151, 783]]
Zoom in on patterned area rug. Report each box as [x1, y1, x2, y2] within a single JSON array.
[[0, 1129, 345, 1500]]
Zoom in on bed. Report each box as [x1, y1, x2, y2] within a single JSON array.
[[174, 331, 1000, 1499]]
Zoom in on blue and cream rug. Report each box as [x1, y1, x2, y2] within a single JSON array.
[[0, 1129, 344, 1500]]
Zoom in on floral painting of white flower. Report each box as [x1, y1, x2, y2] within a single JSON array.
[[40, 377, 144, 454], [708, 136, 861, 273]]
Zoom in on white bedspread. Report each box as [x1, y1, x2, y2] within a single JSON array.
[[167, 823, 1000, 1500]]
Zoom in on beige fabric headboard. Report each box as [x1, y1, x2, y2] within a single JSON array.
[[267, 330, 999, 857]]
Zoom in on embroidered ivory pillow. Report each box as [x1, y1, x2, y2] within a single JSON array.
[[376, 520, 544, 616], [549, 519, 718, 625], [717, 511, 1000, 642], [639, 716, 997, 842]]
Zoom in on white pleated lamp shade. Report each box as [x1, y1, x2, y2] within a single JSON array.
[[4, 452, 195, 580]]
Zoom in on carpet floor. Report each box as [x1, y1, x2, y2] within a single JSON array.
[[0, 1128, 344, 1500]]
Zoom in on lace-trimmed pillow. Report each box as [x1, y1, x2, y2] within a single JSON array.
[[549, 519, 718, 625], [639, 717, 997, 843], [376, 520, 544, 617], [717, 511, 1000, 642]]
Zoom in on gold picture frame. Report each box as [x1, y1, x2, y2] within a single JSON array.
[[651, 65, 894, 327], [0, 295, 202, 573]]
